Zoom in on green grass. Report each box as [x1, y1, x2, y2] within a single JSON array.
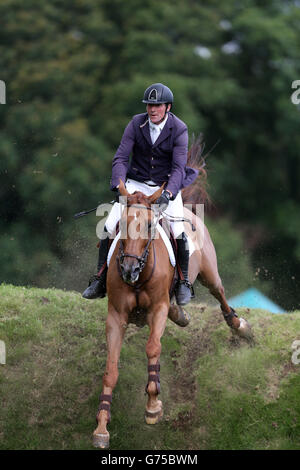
[[0, 284, 299, 450]]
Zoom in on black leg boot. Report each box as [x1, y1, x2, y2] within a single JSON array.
[[82, 227, 110, 299], [175, 233, 193, 306]]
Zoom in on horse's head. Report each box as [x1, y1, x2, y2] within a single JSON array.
[[117, 180, 164, 285]]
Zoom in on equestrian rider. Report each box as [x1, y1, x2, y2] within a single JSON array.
[[82, 83, 199, 305]]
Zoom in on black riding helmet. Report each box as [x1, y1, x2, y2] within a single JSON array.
[[142, 83, 174, 105]]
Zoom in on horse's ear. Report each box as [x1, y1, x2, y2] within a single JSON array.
[[118, 179, 131, 197], [148, 183, 166, 204]]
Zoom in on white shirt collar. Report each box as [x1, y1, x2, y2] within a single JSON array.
[[148, 114, 168, 132]]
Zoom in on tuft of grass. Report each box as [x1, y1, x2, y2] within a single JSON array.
[[0, 284, 299, 450]]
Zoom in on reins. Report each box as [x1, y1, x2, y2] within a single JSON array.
[[116, 204, 160, 307], [161, 212, 196, 231]]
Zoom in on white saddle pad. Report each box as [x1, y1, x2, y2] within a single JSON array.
[[107, 224, 194, 267]]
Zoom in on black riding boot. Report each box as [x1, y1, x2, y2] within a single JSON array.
[[175, 233, 193, 306], [82, 227, 110, 299]]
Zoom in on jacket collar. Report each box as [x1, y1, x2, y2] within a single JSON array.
[[139, 116, 152, 147]]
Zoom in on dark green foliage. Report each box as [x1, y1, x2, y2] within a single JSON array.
[[1, 1, 300, 307]]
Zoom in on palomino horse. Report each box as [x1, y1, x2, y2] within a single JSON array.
[[92, 179, 252, 449]]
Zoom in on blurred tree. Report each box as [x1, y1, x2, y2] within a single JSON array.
[[1, 0, 300, 308]]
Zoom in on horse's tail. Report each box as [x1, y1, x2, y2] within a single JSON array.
[[181, 133, 212, 212]]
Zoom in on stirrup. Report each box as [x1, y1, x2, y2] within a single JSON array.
[[88, 274, 101, 285], [178, 280, 194, 296], [175, 280, 193, 306]]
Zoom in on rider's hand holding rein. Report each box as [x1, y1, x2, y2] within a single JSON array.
[[155, 189, 172, 212]]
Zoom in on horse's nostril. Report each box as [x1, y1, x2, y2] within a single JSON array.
[[130, 265, 140, 281], [120, 262, 140, 283], [133, 265, 140, 275]]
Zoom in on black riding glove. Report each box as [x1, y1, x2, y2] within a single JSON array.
[[115, 189, 121, 203], [155, 190, 171, 212], [111, 186, 121, 203]]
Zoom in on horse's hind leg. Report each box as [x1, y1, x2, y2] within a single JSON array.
[[186, 213, 252, 338], [198, 272, 241, 329], [194, 235, 252, 335], [191, 244, 239, 328], [93, 304, 128, 449], [145, 302, 168, 425], [197, 266, 252, 339]]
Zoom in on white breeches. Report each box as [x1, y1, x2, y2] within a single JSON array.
[[105, 178, 185, 239]]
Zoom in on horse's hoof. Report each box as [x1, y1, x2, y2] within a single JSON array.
[[92, 432, 110, 449], [145, 401, 163, 425], [168, 304, 190, 327], [234, 317, 253, 340]]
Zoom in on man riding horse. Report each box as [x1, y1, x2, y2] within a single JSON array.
[[82, 83, 199, 306]]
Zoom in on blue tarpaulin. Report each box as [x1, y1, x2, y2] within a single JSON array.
[[228, 287, 286, 314]]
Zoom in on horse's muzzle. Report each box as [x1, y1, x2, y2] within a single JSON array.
[[121, 261, 140, 285]]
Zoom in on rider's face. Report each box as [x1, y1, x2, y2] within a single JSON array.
[[147, 103, 171, 124]]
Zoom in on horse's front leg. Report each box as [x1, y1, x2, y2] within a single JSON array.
[[93, 303, 128, 449], [145, 302, 168, 425]]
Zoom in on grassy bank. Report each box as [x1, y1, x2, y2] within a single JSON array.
[[0, 284, 299, 450]]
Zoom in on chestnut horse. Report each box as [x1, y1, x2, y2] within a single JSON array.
[[92, 178, 252, 449]]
